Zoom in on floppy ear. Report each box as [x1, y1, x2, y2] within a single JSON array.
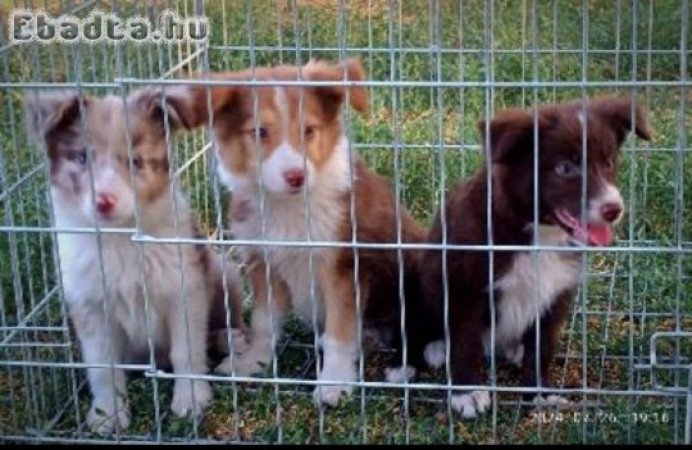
[[302, 57, 369, 117], [24, 90, 86, 151], [479, 108, 551, 164], [589, 96, 652, 143], [129, 86, 208, 131], [131, 81, 243, 131]]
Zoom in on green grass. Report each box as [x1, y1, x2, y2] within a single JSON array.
[[1, 0, 691, 444]]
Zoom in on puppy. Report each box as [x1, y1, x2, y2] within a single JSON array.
[[166, 58, 426, 406], [391, 97, 651, 418], [24, 89, 245, 434]]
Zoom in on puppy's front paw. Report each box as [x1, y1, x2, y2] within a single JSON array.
[[313, 384, 353, 407], [208, 327, 250, 357], [87, 396, 131, 435], [532, 394, 573, 409], [502, 343, 524, 368], [385, 365, 416, 383], [171, 379, 212, 418], [230, 328, 251, 354], [424, 340, 446, 369], [313, 358, 356, 407], [451, 390, 491, 419], [215, 341, 272, 376]]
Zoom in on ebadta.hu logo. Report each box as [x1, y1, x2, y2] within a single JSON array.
[[9, 9, 210, 44]]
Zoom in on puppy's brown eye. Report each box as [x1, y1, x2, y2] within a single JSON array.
[[131, 156, 143, 170], [555, 161, 580, 178], [305, 126, 316, 139], [251, 127, 268, 140], [606, 158, 615, 170]]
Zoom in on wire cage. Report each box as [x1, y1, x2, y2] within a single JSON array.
[[0, 0, 690, 444]]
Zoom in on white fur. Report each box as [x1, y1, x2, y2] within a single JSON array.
[[260, 141, 316, 194], [501, 343, 524, 368], [215, 308, 275, 375], [588, 182, 624, 224], [576, 110, 586, 128], [219, 135, 352, 325], [313, 334, 358, 406], [385, 366, 416, 383], [424, 340, 446, 369], [451, 391, 491, 419], [533, 394, 572, 408], [491, 225, 582, 351], [54, 187, 212, 434], [82, 162, 136, 226]]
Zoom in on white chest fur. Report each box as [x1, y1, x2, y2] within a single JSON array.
[[54, 191, 202, 355], [223, 136, 353, 323], [490, 226, 582, 347]]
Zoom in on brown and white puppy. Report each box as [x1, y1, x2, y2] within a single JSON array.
[[24, 89, 245, 434], [168, 58, 426, 406], [391, 97, 651, 418]]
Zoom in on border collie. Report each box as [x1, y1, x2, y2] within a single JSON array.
[[389, 97, 651, 418]]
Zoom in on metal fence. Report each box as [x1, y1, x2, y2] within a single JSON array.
[[0, 0, 689, 444]]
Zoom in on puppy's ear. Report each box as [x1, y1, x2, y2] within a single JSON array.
[[131, 82, 243, 131], [479, 109, 550, 164], [589, 96, 652, 143], [129, 86, 208, 131], [302, 57, 368, 117], [24, 90, 87, 151]]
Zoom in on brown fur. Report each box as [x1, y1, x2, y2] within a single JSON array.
[[171, 58, 425, 390], [407, 97, 652, 401]]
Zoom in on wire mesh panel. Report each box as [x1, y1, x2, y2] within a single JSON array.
[[0, 0, 690, 444]]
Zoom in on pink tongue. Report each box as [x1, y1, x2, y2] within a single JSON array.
[[586, 224, 613, 246]]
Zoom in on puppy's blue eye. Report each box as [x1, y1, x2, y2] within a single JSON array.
[[71, 150, 88, 166], [555, 161, 580, 178]]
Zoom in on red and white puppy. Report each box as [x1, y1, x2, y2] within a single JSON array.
[[24, 89, 244, 434], [170, 58, 425, 406]]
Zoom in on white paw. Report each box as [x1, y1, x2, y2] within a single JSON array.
[[215, 341, 272, 376], [230, 328, 251, 354], [87, 396, 131, 435], [208, 328, 250, 357], [313, 384, 352, 407], [503, 343, 524, 368], [533, 394, 572, 408], [171, 380, 212, 418], [313, 335, 357, 407], [385, 366, 416, 383], [424, 340, 446, 369], [451, 390, 491, 419]]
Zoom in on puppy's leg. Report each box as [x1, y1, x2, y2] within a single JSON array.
[[73, 308, 130, 434], [216, 258, 290, 376], [168, 267, 212, 419], [521, 291, 573, 409], [312, 261, 359, 407], [206, 250, 249, 361], [385, 312, 436, 383], [450, 304, 490, 419]]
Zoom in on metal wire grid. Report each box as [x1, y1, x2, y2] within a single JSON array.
[[0, 0, 690, 444]]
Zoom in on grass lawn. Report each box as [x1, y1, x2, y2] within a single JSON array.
[[0, 0, 690, 444]]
